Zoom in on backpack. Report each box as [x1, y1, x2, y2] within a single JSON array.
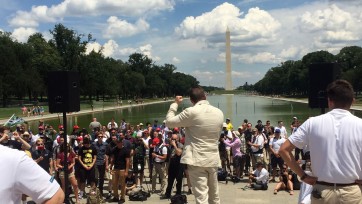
[[129, 190, 150, 201], [217, 168, 228, 181], [157, 144, 171, 162], [170, 194, 187, 204], [87, 187, 103, 204]]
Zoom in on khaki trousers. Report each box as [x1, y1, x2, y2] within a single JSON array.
[[112, 169, 126, 200], [188, 165, 220, 204], [312, 184, 362, 204], [152, 162, 167, 192]]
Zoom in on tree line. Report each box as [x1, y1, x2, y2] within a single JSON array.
[[238, 46, 362, 96], [0, 24, 199, 107]]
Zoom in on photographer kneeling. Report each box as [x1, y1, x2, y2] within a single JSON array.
[[244, 162, 269, 190]]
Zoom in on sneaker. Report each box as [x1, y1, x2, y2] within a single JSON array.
[[118, 198, 125, 204], [78, 193, 82, 200]]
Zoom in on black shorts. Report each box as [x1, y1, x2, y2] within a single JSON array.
[[79, 167, 96, 184], [233, 156, 242, 168], [271, 155, 284, 169]]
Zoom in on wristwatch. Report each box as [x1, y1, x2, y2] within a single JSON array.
[[300, 173, 308, 181]]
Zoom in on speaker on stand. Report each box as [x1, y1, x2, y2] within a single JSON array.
[[48, 71, 80, 204], [308, 63, 341, 113]]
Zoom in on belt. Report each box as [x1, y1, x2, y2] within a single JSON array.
[[316, 181, 357, 187]]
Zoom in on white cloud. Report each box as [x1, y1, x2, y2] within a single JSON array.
[[11, 27, 37, 42], [299, 4, 360, 43], [86, 40, 159, 61], [103, 16, 150, 39], [8, 0, 174, 27], [235, 52, 281, 64], [140, 44, 161, 61], [192, 69, 262, 87], [175, 2, 281, 46], [172, 57, 180, 64], [280, 47, 301, 59]]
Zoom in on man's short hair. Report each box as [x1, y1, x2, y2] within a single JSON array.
[[189, 85, 206, 103], [256, 162, 263, 168], [327, 79, 354, 108]]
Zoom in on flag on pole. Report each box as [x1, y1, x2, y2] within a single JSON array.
[[4, 114, 26, 127]]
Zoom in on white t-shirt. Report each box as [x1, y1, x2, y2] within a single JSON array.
[[0, 145, 60, 204], [289, 109, 362, 183], [269, 137, 286, 153]]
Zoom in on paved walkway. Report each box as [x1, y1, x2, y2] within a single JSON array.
[[68, 174, 300, 204]]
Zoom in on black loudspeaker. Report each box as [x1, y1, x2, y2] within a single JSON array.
[[48, 71, 80, 113], [308, 63, 341, 109]]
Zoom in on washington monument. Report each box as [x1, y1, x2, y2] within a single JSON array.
[[225, 27, 233, 90]]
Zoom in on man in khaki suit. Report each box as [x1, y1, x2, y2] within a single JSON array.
[[166, 86, 224, 204]]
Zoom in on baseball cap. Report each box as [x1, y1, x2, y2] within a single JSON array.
[[173, 127, 179, 132], [73, 125, 79, 129], [152, 138, 160, 146], [156, 127, 161, 132], [275, 129, 281, 133], [38, 126, 44, 130], [23, 131, 30, 136], [293, 116, 298, 120], [222, 123, 227, 128], [226, 118, 230, 121], [139, 123, 143, 126], [58, 125, 64, 130], [226, 131, 233, 139]]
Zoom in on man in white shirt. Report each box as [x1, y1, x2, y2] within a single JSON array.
[[269, 129, 286, 181], [248, 127, 264, 170], [0, 142, 64, 204], [280, 80, 362, 204], [245, 162, 269, 190]]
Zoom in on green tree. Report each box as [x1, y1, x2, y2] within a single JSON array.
[[49, 24, 91, 71]]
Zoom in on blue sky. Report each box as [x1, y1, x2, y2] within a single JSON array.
[[1, 0, 362, 88]]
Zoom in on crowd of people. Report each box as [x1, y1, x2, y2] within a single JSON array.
[[218, 117, 305, 195], [21, 105, 45, 117], [0, 117, 193, 204], [2, 80, 361, 204], [0, 115, 304, 203]]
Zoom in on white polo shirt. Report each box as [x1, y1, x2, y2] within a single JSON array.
[[288, 109, 362, 184], [0, 145, 60, 204]]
